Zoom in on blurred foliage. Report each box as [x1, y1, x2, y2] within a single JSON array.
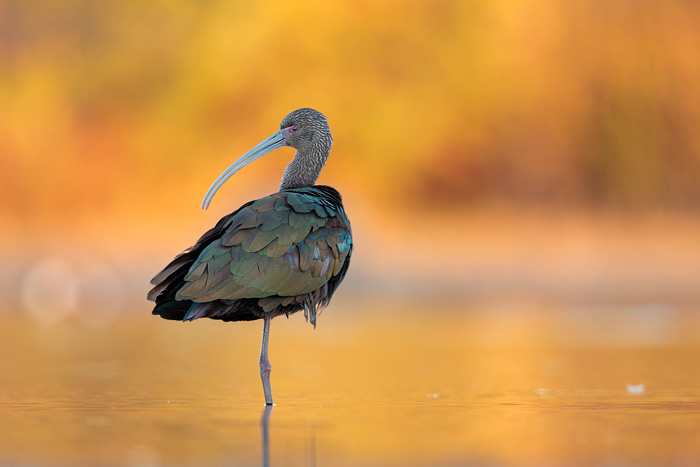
[[1, 0, 700, 236]]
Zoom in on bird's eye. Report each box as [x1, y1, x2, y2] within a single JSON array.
[[290, 125, 298, 133]]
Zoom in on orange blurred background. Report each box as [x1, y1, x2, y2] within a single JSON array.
[[3, 3, 700, 464], [2, 0, 700, 321]]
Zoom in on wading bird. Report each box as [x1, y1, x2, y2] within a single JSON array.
[[148, 108, 353, 405]]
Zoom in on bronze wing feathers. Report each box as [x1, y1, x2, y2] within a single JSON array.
[[150, 186, 352, 323]]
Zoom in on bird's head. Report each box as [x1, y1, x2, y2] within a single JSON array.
[[279, 108, 332, 154], [201, 108, 332, 209]]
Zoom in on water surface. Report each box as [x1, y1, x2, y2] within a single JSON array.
[[2, 301, 700, 465]]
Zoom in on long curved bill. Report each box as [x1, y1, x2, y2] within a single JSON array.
[[202, 130, 287, 209]]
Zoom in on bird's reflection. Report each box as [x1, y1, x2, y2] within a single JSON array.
[[260, 405, 272, 467], [259, 404, 317, 466]]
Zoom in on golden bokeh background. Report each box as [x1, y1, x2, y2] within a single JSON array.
[[3, 0, 700, 318], [3, 2, 700, 464]]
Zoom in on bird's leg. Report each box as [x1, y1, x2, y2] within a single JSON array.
[[260, 317, 273, 405]]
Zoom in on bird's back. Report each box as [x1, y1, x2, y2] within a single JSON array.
[[148, 185, 352, 325]]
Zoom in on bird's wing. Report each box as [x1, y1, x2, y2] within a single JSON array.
[[175, 190, 352, 304]]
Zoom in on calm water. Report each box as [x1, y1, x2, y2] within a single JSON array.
[[2, 300, 700, 465]]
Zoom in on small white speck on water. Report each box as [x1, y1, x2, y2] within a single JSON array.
[[426, 394, 440, 398], [626, 383, 645, 394]]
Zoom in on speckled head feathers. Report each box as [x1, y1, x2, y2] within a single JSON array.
[[279, 108, 333, 190], [280, 108, 331, 150]]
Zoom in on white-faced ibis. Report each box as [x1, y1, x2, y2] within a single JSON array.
[[148, 108, 353, 405]]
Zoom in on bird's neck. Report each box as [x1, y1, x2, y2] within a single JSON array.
[[279, 145, 329, 190]]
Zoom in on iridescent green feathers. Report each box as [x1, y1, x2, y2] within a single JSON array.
[[149, 185, 352, 325]]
